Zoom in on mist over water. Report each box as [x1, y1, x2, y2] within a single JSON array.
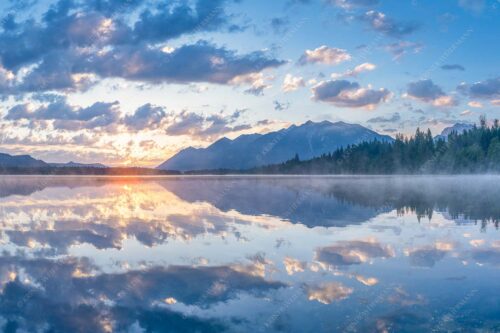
[[0, 175, 498, 332]]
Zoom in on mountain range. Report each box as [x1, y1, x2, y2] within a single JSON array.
[[0, 153, 107, 169], [157, 121, 394, 171], [0, 153, 47, 168], [434, 123, 474, 141], [1, 121, 470, 172]]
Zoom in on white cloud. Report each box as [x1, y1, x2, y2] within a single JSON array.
[[355, 275, 378, 286], [305, 282, 353, 304], [331, 62, 376, 79], [312, 80, 390, 109], [282, 74, 305, 92], [432, 95, 458, 107], [384, 41, 424, 60], [230, 72, 274, 96], [406, 80, 458, 108], [298, 45, 351, 66], [361, 10, 419, 38], [283, 257, 306, 275], [468, 101, 483, 108]]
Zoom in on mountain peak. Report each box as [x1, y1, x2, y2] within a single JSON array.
[[158, 121, 393, 171], [436, 123, 474, 141], [299, 120, 338, 126]]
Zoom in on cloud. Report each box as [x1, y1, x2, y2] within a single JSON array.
[[471, 247, 500, 266], [0, 255, 284, 332], [270, 17, 290, 34], [355, 275, 378, 286], [406, 79, 458, 107], [84, 0, 145, 15], [298, 45, 351, 66], [165, 110, 250, 139], [274, 100, 290, 111], [431, 95, 459, 107], [1, 41, 285, 94], [457, 77, 500, 100], [327, 0, 380, 8], [5, 99, 121, 130], [305, 282, 353, 304], [0, 64, 15, 91], [230, 72, 274, 96], [178, 83, 210, 94], [360, 11, 419, 38], [367, 112, 401, 123], [405, 242, 454, 267], [0, 11, 127, 71], [131, 0, 232, 43], [331, 62, 376, 79], [0, 132, 100, 147], [124, 103, 167, 131], [0, 1, 282, 95], [468, 101, 483, 108], [0, 0, 235, 71], [315, 239, 394, 267], [312, 79, 390, 109], [14, 52, 98, 94], [282, 74, 305, 92], [441, 64, 465, 71], [384, 41, 423, 60], [458, 0, 486, 12], [78, 41, 284, 85], [283, 257, 306, 275]]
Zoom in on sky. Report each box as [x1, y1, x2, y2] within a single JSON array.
[[0, 0, 498, 167]]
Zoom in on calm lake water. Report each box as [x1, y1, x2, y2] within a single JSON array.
[[0, 175, 499, 332]]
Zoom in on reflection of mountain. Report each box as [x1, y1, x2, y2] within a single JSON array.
[[0, 176, 108, 198], [157, 177, 385, 228], [158, 176, 500, 227]]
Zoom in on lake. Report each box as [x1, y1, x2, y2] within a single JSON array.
[[0, 175, 499, 332]]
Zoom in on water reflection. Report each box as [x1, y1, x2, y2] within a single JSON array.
[[0, 175, 499, 332]]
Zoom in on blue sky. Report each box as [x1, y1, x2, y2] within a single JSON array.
[[0, 0, 498, 166]]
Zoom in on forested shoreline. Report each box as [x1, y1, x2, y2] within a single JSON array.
[[0, 167, 180, 176], [252, 118, 500, 175]]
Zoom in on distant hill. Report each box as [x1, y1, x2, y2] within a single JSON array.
[[0, 153, 107, 170], [0, 153, 48, 168], [157, 121, 394, 171], [49, 162, 108, 168]]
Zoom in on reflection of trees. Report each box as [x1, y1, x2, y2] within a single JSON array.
[[2, 176, 500, 229], [324, 177, 500, 228]]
